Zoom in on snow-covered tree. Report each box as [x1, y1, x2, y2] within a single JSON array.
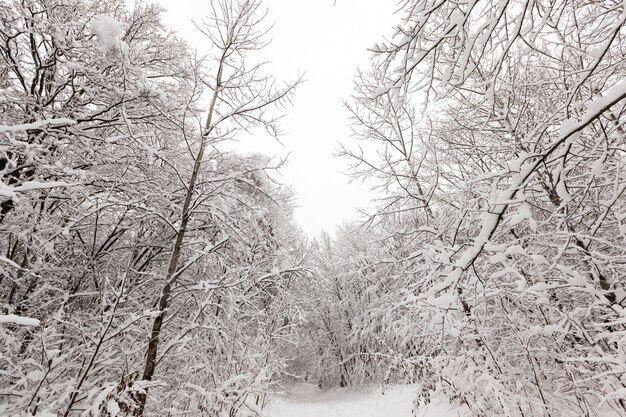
[[338, 0, 626, 415], [0, 1, 305, 416]]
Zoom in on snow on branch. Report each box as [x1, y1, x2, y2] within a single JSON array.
[[0, 118, 76, 133], [559, 81, 626, 140], [0, 314, 40, 326], [0, 181, 80, 199]]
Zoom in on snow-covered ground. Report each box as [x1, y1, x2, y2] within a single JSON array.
[[262, 383, 465, 417], [261, 383, 626, 417]]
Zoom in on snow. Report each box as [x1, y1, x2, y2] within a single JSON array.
[[0, 255, 22, 270], [560, 81, 626, 140], [91, 15, 126, 51], [106, 399, 121, 416], [13, 181, 76, 192], [0, 314, 40, 326], [449, 9, 465, 28], [263, 383, 465, 417], [0, 180, 78, 199], [508, 203, 533, 227], [426, 293, 456, 309], [0, 118, 76, 132]]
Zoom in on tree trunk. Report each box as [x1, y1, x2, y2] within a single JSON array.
[[133, 53, 225, 416]]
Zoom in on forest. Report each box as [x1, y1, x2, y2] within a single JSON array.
[[1, 0, 625, 416]]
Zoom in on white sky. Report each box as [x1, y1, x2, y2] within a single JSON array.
[[154, 0, 397, 236]]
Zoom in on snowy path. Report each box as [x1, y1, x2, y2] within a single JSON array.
[[262, 383, 463, 417]]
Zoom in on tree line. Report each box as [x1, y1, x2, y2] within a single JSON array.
[[1, 0, 625, 416]]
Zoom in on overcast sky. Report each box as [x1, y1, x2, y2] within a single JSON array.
[[155, 0, 397, 236]]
